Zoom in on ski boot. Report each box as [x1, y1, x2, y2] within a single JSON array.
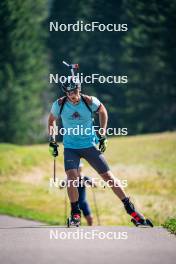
[[67, 211, 81, 228], [123, 197, 153, 227]]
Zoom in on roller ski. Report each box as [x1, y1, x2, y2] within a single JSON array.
[[67, 212, 81, 228], [123, 197, 153, 227]]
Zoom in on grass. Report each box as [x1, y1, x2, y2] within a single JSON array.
[[163, 218, 176, 235], [0, 132, 176, 227]]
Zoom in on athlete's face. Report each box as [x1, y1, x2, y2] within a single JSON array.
[[66, 88, 80, 103]]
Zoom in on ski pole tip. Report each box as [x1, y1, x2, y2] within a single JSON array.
[[63, 61, 69, 66]]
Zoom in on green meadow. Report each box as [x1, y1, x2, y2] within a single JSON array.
[[0, 132, 175, 230]]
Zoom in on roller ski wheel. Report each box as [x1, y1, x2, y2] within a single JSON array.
[[145, 218, 154, 227], [67, 213, 80, 228], [131, 217, 153, 227]]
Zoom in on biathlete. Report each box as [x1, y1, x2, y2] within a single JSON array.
[[48, 75, 153, 227]]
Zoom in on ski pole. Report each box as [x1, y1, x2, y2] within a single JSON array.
[[53, 120, 57, 182], [64, 188, 68, 224], [91, 188, 101, 225], [53, 157, 56, 182]]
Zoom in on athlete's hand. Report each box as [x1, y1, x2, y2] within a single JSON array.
[[98, 135, 108, 153], [49, 137, 59, 157]]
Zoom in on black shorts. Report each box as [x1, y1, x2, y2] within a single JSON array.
[[64, 146, 110, 174]]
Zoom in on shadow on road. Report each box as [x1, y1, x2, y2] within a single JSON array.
[[0, 225, 66, 229]]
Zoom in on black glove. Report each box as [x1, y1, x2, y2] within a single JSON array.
[[98, 135, 108, 153], [49, 137, 58, 157]]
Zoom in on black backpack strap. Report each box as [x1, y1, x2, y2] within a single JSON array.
[[81, 95, 93, 114], [58, 96, 67, 115], [81, 94, 95, 123]]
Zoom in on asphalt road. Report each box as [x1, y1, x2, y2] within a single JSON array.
[[0, 215, 175, 264]]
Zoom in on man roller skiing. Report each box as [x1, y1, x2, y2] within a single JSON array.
[[48, 65, 153, 227]]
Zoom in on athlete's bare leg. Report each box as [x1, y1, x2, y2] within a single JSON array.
[[65, 169, 79, 202], [85, 215, 93, 226], [100, 170, 126, 200]]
